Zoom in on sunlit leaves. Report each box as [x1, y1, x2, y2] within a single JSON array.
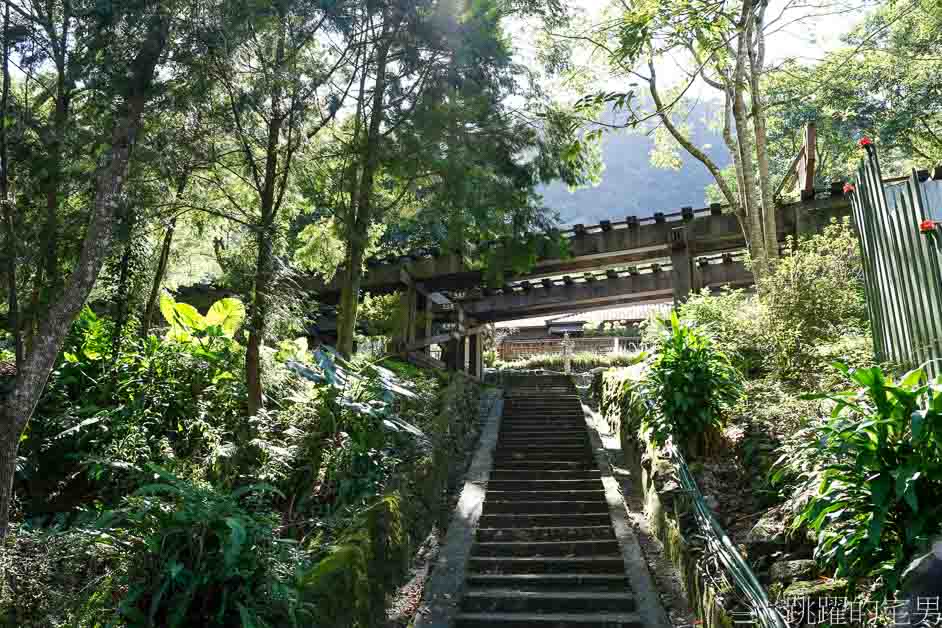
[[159, 292, 246, 343]]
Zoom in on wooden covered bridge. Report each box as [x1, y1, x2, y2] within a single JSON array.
[[309, 189, 852, 377]]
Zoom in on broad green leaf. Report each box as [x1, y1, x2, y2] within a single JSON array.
[[870, 473, 891, 508], [159, 292, 177, 327], [899, 368, 925, 390], [172, 302, 203, 330], [912, 410, 925, 441], [205, 298, 246, 337], [224, 517, 247, 568]]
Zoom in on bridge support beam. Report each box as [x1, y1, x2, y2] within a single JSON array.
[[670, 226, 693, 306]]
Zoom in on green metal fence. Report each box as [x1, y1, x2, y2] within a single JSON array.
[[851, 149, 942, 378]]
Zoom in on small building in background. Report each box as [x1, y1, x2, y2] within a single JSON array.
[[496, 302, 671, 362]]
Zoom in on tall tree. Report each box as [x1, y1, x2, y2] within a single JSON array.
[[561, 0, 805, 278], [200, 0, 355, 413], [331, 0, 595, 357], [0, 0, 217, 538]]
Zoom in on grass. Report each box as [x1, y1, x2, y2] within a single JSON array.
[[493, 351, 645, 373]]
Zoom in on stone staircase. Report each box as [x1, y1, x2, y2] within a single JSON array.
[[454, 375, 642, 627]]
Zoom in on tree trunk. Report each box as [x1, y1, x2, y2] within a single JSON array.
[[246, 225, 275, 416], [337, 240, 365, 358], [748, 7, 778, 267], [110, 212, 136, 362], [730, 2, 766, 278], [1, 2, 19, 366], [0, 15, 169, 538], [246, 17, 287, 416], [141, 174, 188, 339], [141, 217, 176, 339], [0, 422, 16, 538], [336, 16, 393, 359], [39, 55, 72, 311]]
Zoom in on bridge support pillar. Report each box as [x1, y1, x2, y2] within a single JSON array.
[[670, 226, 693, 306], [468, 333, 483, 380], [445, 336, 467, 372]]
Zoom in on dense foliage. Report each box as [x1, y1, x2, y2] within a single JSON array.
[[774, 365, 942, 596], [657, 219, 869, 382], [642, 313, 742, 454], [1, 295, 481, 626]]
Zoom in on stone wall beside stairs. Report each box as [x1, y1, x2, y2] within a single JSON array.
[[622, 433, 738, 628]]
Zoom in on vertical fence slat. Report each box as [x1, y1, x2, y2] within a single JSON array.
[[851, 151, 942, 377], [883, 184, 919, 361], [860, 158, 904, 362], [894, 187, 932, 369]]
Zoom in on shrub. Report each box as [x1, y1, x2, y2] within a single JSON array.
[[644, 312, 742, 455], [0, 525, 125, 627], [19, 306, 248, 517], [774, 364, 942, 595], [757, 218, 868, 377], [97, 467, 299, 627], [300, 493, 408, 628], [670, 288, 767, 376]]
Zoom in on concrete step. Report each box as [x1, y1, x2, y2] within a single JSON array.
[[484, 489, 605, 502], [492, 445, 592, 456], [496, 439, 589, 449], [468, 555, 627, 574], [466, 573, 630, 593], [503, 412, 585, 417], [485, 479, 602, 491], [472, 538, 621, 557], [478, 512, 612, 528], [477, 526, 615, 542], [498, 429, 585, 437], [454, 611, 642, 627], [499, 424, 585, 432], [461, 590, 636, 613], [493, 449, 594, 459], [488, 460, 598, 470], [484, 500, 609, 515], [501, 416, 585, 423], [488, 469, 601, 481]]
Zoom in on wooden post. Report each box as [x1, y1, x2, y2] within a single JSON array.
[[414, 292, 427, 354], [445, 306, 467, 372], [405, 283, 417, 348], [670, 226, 693, 306], [797, 122, 816, 200], [468, 333, 482, 380], [423, 293, 433, 356]]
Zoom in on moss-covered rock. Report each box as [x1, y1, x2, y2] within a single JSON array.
[[769, 560, 817, 584], [783, 578, 850, 599]]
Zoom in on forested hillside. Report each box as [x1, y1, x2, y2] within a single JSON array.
[[540, 101, 730, 225]]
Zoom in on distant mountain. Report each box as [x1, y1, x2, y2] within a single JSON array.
[[538, 101, 731, 226]]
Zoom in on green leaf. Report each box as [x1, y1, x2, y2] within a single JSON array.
[[224, 517, 247, 568], [159, 292, 177, 327], [205, 298, 246, 337], [870, 473, 891, 508], [172, 302, 203, 330], [899, 368, 925, 390], [912, 410, 925, 441], [868, 512, 884, 546]]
